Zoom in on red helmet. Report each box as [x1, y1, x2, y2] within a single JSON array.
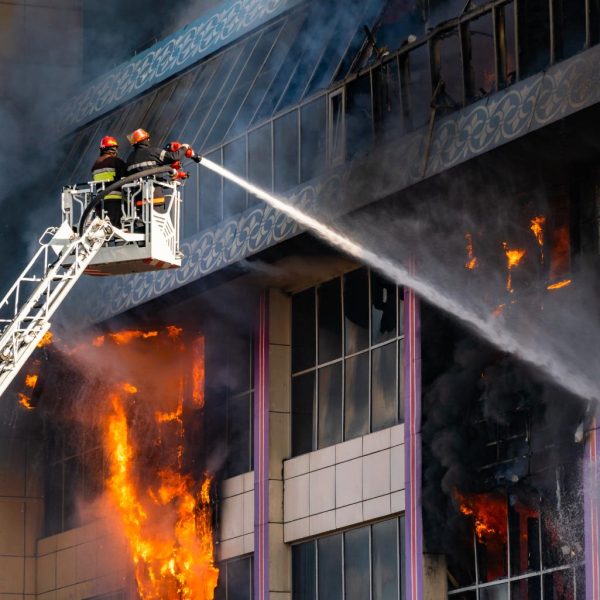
[[127, 128, 150, 145], [99, 136, 118, 150]]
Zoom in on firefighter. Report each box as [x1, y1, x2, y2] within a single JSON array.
[[91, 136, 126, 226], [125, 128, 194, 210]]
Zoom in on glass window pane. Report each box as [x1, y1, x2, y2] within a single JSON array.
[[227, 334, 252, 395], [400, 516, 406, 600], [373, 58, 403, 141], [544, 569, 576, 598], [344, 352, 369, 440], [510, 576, 541, 600], [344, 527, 370, 600], [199, 148, 222, 230], [372, 342, 397, 432], [274, 110, 299, 193], [508, 491, 540, 575], [434, 27, 463, 108], [518, 0, 550, 78], [344, 268, 369, 355], [464, 12, 496, 102], [317, 534, 342, 600], [223, 137, 247, 217], [398, 339, 405, 424], [292, 372, 315, 456], [292, 289, 316, 373], [372, 519, 399, 600], [480, 584, 508, 600], [227, 392, 252, 477], [318, 363, 342, 448], [372, 274, 397, 344], [227, 556, 252, 600], [398, 287, 404, 337], [554, 0, 586, 60], [248, 124, 272, 204], [401, 44, 431, 130], [345, 73, 373, 161], [328, 90, 345, 166], [318, 278, 342, 363], [293, 542, 316, 600], [300, 97, 326, 183], [497, 2, 517, 89]]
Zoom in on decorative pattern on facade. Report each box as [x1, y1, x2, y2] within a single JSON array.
[[72, 44, 600, 324], [55, 0, 302, 134]]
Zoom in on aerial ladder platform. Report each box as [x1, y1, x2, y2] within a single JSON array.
[[0, 166, 184, 398]]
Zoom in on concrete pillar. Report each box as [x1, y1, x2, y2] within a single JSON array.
[[254, 289, 292, 599], [0, 419, 44, 599], [267, 289, 292, 599], [423, 554, 447, 600]]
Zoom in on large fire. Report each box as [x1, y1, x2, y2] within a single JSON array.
[[455, 490, 507, 543], [100, 328, 218, 599], [97, 328, 217, 599]]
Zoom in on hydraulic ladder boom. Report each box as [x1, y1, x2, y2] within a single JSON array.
[[0, 217, 114, 398]]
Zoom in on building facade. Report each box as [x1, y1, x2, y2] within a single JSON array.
[[0, 0, 599, 598]]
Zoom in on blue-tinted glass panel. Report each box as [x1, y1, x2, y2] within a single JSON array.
[[300, 97, 326, 183], [292, 289, 315, 372], [372, 342, 397, 432], [317, 534, 342, 600], [344, 268, 369, 355], [198, 148, 222, 230], [372, 519, 399, 600], [248, 124, 272, 204], [227, 556, 252, 600], [344, 526, 370, 600], [371, 274, 396, 344], [226, 392, 252, 477], [318, 278, 342, 363], [292, 372, 315, 456], [318, 363, 342, 448], [273, 110, 299, 193], [344, 352, 369, 440], [345, 73, 373, 160], [293, 542, 316, 600], [223, 137, 247, 217]]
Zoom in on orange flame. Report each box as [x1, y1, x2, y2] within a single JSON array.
[[37, 331, 53, 348], [530, 216, 545, 263], [465, 233, 478, 270], [25, 374, 38, 388], [492, 304, 506, 318], [547, 279, 572, 291], [100, 327, 217, 599], [109, 330, 159, 345], [502, 242, 526, 292], [18, 392, 34, 410], [455, 490, 507, 544], [192, 337, 205, 408], [105, 393, 219, 599]]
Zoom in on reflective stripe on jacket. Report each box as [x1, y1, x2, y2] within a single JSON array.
[[91, 154, 126, 200]]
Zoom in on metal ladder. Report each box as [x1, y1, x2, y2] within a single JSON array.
[[0, 217, 114, 398]]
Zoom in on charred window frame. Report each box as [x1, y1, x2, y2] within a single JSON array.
[[432, 26, 465, 109], [400, 42, 432, 132], [462, 10, 498, 102], [372, 56, 404, 141], [291, 515, 405, 600], [291, 268, 404, 456], [214, 554, 253, 600]]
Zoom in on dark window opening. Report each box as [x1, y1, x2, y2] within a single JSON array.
[[463, 11, 496, 102], [300, 97, 327, 183], [400, 43, 431, 131], [518, 0, 551, 78], [553, 0, 586, 61]]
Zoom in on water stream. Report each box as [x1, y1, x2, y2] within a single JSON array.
[[200, 158, 598, 403]]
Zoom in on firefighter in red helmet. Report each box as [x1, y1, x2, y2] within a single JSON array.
[[125, 128, 192, 175], [91, 136, 126, 226]]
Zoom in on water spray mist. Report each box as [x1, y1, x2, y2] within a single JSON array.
[[199, 158, 598, 403]]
